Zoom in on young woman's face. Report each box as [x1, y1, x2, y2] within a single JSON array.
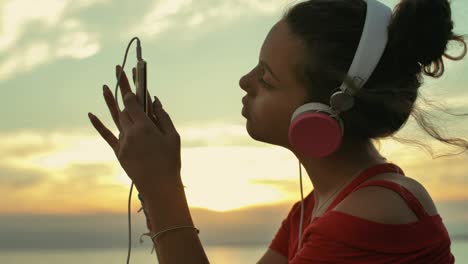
[[239, 19, 309, 148]]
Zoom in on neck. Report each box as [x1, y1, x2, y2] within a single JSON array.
[[293, 138, 387, 206]]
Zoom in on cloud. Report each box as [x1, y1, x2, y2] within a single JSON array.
[[55, 28, 100, 60], [0, 0, 69, 53], [397, 153, 468, 201], [180, 146, 297, 211], [0, 41, 51, 81], [179, 123, 264, 147], [62, 162, 116, 183], [0, 122, 467, 215], [186, 13, 206, 28], [133, 0, 189, 38], [240, 0, 294, 14], [0, 163, 48, 188], [0, 0, 296, 81], [0, 161, 125, 214], [131, 0, 292, 40], [0, 125, 302, 213], [440, 95, 468, 113], [0, 0, 108, 81], [0, 130, 125, 214], [249, 178, 298, 195], [71, 0, 111, 10], [0, 131, 60, 160]]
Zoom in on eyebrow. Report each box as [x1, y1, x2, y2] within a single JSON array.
[[260, 60, 280, 82]]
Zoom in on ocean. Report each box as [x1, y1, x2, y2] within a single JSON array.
[[1, 241, 467, 263]]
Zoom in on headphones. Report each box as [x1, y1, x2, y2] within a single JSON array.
[[288, 0, 393, 158]]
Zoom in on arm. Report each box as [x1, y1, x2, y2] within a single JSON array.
[[144, 176, 210, 264], [89, 67, 209, 263]]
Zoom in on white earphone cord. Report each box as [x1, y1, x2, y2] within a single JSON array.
[[116, 38, 198, 263], [297, 160, 305, 252], [113, 36, 141, 264], [294, 0, 392, 254]]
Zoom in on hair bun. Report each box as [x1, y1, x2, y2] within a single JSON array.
[[388, 0, 463, 77]]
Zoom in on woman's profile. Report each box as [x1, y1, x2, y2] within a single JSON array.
[[88, 0, 467, 263]]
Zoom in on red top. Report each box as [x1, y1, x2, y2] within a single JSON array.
[[269, 163, 454, 263]]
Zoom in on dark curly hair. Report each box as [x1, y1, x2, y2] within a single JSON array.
[[283, 0, 468, 158]]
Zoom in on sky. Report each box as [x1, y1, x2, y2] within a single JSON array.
[[0, 0, 468, 250]]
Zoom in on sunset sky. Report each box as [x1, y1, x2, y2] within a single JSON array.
[[1, 0, 468, 250]]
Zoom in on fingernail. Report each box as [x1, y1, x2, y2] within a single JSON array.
[[154, 96, 162, 107]]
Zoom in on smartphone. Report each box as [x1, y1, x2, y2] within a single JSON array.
[[135, 59, 148, 115]]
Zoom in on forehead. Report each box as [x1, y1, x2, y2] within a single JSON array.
[[260, 20, 306, 83]]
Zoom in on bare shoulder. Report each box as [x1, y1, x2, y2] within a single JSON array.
[[332, 173, 439, 224]]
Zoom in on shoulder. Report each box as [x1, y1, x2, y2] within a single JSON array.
[[332, 173, 439, 224]]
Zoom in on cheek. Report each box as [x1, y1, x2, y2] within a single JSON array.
[[255, 98, 293, 133]]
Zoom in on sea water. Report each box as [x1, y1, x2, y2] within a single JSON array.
[[0, 241, 466, 263]]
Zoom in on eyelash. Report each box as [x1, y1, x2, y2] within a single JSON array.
[[258, 77, 272, 88], [255, 64, 273, 88]]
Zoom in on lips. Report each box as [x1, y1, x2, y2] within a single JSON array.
[[242, 96, 248, 106], [241, 97, 249, 118]]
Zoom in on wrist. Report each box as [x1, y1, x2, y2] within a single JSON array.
[[143, 180, 194, 233], [137, 172, 184, 201]]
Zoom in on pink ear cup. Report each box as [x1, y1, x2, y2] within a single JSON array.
[[288, 112, 343, 158]]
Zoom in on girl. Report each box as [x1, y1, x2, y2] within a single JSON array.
[[89, 0, 466, 263]]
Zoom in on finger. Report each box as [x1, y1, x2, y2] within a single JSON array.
[[103, 84, 122, 132], [140, 90, 159, 128], [119, 109, 133, 131], [88, 113, 119, 155], [132, 67, 136, 85], [153, 96, 177, 134], [145, 89, 156, 120], [123, 92, 149, 124], [116, 65, 133, 102], [145, 91, 163, 133], [151, 96, 165, 134]]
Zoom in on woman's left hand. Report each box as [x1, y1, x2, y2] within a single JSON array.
[[88, 65, 182, 198]]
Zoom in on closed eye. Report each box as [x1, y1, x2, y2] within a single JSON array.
[[259, 77, 273, 88]]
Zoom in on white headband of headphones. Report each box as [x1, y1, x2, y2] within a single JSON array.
[[339, 0, 393, 96]]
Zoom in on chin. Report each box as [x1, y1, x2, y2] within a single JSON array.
[[244, 120, 257, 139], [245, 121, 287, 147]]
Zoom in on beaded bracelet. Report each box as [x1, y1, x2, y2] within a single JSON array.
[[151, 225, 200, 240], [137, 194, 200, 254]]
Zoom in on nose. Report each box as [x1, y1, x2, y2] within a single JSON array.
[[239, 69, 255, 94], [239, 74, 248, 92]]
